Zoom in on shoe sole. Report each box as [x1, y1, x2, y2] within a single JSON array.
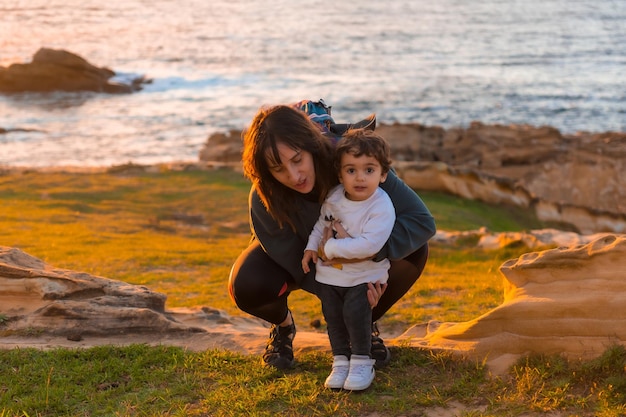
[[343, 379, 374, 391]]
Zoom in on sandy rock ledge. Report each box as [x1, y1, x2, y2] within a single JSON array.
[[398, 234, 626, 374]]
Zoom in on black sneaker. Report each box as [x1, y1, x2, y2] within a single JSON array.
[[371, 322, 391, 368], [262, 317, 296, 370]]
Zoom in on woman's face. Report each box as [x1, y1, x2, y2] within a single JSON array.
[[266, 142, 316, 194]]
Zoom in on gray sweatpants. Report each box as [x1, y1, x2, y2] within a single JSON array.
[[318, 282, 372, 357]]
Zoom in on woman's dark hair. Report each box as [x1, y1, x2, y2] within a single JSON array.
[[334, 129, 392, 174], [242, 105, 337, 230]]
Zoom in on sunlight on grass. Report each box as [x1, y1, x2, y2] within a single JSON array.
[[1, 168, 625, 416], [1, 168, 251, 315], [0, 167, 554, 323]]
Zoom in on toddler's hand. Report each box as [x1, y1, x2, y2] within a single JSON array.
[[301, 249, 318, 273]]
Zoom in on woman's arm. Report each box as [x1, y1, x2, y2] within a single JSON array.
[[378, 169, 436, 261], [248, 187, 314, 284]]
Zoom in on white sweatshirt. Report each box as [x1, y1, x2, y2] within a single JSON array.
[[305, 185, 396, 287]]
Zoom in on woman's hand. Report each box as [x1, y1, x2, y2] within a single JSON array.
[[367, 281, 387, 308]]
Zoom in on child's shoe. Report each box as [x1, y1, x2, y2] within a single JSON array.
[[343, 354, 376, 391], [324, 355, 350, 389]]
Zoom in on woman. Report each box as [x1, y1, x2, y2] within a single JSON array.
[[228, 104, 436, 370]]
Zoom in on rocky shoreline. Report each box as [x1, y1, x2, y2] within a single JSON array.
[[3, 120, 625, 235], [2, 48, 624, 234], [200, 122, 626, 235]]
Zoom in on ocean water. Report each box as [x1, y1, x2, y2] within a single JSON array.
[[1, 0, 625, 167]]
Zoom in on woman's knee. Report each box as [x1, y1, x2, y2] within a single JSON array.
[[403, 243, 429, 271], [228, 243, 291, 308], [229, 262, 268, 308]]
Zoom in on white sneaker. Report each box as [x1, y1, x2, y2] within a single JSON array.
[[324, 355, 350, 389], [343, 355, 376, 391]]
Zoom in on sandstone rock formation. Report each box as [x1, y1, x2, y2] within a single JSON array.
[[385, 122, 626, 235], [399, 234, 626, 374], [433, 227, 613, 251], [197, 130, 244, 165], [0, 246, 194, 339], [198, 122, 626, 234], [0, 245, 330, 354], [0, 48, 149, 94]]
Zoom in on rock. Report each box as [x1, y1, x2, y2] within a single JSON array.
[[397, 234, 626, 375], [0, 127, 44, 135], [0, 48, 149, 94], [0, 246, 199, 337], [432, 227, 613, 250], [379, 122, 626, 234], [0, 245, 329, 354], [394, 160, 626, 235], [198, 121, 626, 233], [197, 130, 243, 165]]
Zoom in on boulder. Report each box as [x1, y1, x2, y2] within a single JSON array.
[[381, 122, 626, 220], [0, 246, 197, 339], [398, 234, 626, 374], [394, 160, 626, 235], [0, 48, 149, 94], [197, 130, 244, 165], [0, 245, 328, 354]]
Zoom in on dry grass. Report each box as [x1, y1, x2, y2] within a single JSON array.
[[2, 167, 624, 416]]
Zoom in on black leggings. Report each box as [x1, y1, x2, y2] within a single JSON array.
[[228, 241, 429, 325]]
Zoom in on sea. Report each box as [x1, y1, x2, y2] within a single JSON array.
[[1, 0, 625, 168]]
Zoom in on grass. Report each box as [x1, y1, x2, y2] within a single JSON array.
[[0, 166, 624, 416], [0, 167, 250, 312], [1, 344, 625, 416]]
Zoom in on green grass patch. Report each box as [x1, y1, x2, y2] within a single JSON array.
[[1, 344, 625, 416], [418, 190, 572, 232], [1, 167, 623, 416]]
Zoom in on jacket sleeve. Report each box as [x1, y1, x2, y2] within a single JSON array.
[[248, 187, 310, 283], [377, 169, 437, 261]]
